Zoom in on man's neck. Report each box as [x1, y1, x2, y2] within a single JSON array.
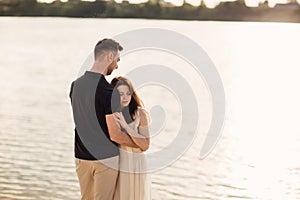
[[90, 61, 108, 75]]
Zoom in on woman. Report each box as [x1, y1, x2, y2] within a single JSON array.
[[111, 76, 151, 200]]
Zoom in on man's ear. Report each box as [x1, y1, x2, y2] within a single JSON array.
[[108, 52, 114, 62], [105, 52, 111, 62]]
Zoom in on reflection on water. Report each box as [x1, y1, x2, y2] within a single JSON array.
[[0, 17, 300, 200]]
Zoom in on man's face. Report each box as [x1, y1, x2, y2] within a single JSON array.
[[107, 51, 120, 75]]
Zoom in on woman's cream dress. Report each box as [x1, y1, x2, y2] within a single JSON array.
[[114, 108, 151, 200]]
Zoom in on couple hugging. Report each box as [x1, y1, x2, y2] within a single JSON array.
[[69, 38, 151, 200]]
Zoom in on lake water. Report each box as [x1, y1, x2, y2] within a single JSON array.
[[1, 17, 300, 200]]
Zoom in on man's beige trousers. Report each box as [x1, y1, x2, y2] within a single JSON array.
[[75, 158, 119, 200]]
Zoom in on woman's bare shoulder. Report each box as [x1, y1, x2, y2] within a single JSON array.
[[138, 107, 150, 126]]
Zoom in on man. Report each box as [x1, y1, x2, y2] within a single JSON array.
[[69, 39, 139, 200]]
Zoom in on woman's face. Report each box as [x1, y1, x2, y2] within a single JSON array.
[[117, 85, 132, 109]]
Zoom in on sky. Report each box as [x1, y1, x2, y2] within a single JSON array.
[[37, 0, 295, 8]]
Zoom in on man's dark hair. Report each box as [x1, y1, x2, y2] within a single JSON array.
[[94, 38, 123, 60]]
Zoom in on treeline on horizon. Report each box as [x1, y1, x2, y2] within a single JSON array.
[[1, 0, 300, 22]]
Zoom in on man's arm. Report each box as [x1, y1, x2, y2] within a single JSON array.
[[106, 114, 140, 148]]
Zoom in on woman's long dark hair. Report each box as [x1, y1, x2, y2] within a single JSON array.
[[111, 76, 143, 122]]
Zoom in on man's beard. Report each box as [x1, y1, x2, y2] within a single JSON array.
[[106, 63, 114, 75], [107, 68, 113, 75]]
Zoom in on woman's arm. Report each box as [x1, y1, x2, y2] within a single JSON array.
[[114, 109, 150, 151], [106, 114, 140, 148]]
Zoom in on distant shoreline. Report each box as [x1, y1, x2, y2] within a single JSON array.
[[1, 1, 300, 23]]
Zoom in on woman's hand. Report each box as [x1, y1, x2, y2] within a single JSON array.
[[113, 112, 128, 130]]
